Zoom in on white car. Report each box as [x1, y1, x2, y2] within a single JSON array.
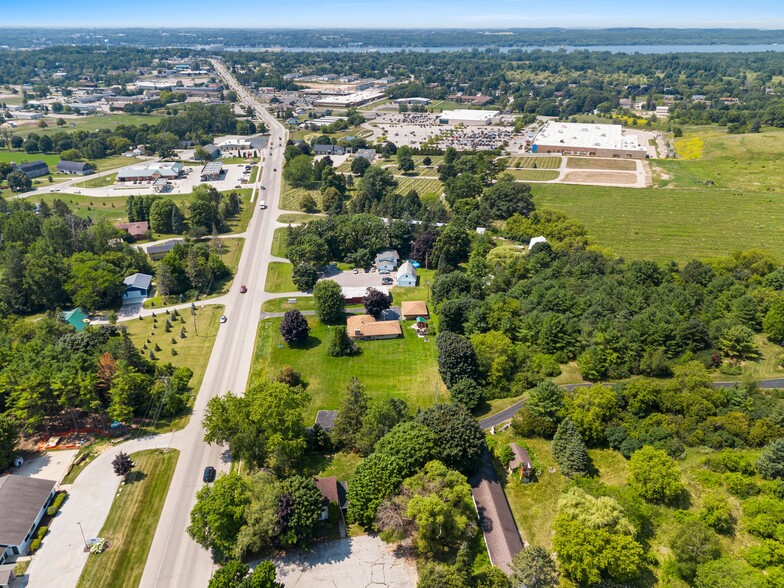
[[220, 315, 227, 324]]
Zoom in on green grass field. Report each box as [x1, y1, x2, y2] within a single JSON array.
[[76, 173, 117, 188], [261, 296, 315, 313], [566, 157, 638, 171], [503, 156, 562, 169], [532, 182, 784, 262], [124, 305, 223, 424], [15, 114, 164, 139], [280, 180, 322, 212], [394, 176, 443, 198], [504, 169, 560, 181], [265, 262, 297, 293], [77, 449, 178, 588], [271, 227, 288, 258], [277, 213, 322, 224], [657, 127, 784, 192], [0, 151, 61, 166], [250, 316, 445, 421]]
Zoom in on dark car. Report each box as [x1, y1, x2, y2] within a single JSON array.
[[203, 466, 216, 483], [381, 277, 394, 285], [240, 285, 247, 293]]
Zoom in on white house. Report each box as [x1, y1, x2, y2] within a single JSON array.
[[375, 249, 399, 272], [0, 476, 57, 564], [396, 260, 417, 287]]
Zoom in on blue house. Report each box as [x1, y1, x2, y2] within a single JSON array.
[[123, 273, 153, 302]]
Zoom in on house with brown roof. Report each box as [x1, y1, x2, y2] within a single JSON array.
[[508, 443, 534, 481], [401, 301, 429, 320], [314, 476, 348, 521], [346, 315, 402, 340], [115, 221, 149, 240]]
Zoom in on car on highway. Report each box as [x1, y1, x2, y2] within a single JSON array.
[[240, 285, 247, 293], [203, 466, 216, 483], [220, 315, 227, 324]]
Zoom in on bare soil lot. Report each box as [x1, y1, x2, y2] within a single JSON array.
[[566, 157, 638, 171]]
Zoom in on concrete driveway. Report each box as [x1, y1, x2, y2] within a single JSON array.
[[274, 535, 417, 587], [14, 450, 77, 483]]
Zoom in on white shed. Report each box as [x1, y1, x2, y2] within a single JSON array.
[[396, 260, 417, 288]]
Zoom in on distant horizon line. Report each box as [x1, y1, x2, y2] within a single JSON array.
[[3, 26, 784, 31]]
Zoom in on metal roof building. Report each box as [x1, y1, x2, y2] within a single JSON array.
[[531, 121, 647, 159]]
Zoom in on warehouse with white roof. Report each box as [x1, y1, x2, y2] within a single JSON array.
[[439, 109, 500, 126], [531, 121, 648, 159]]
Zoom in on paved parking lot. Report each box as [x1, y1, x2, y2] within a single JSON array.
[[14, 449, 78, 483], [274, 535, 417, 587], [323, 268, 390, 289]]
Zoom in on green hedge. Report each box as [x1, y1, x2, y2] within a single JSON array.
[[46, 492, 67, 517]]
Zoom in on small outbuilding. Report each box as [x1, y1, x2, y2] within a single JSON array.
[[314, 476, 348, 521], [56, 161, 94, 175], [396, 260, 417, 288], [508, 443, 534, 481], [145, 239, 183, 261], [314, 410, 338, 432], [62, 308, 89, 331], [401, 301, 429, 320], [123, 273, 153, 301]]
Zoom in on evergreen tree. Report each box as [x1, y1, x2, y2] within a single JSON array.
[[330, 378, 369, 449], [328, 326, 358, 357], [552, 417, 589, 477]]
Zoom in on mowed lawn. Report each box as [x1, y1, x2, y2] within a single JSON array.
[[265, 262, 297, 293], [281, 180, 322, 212], [394, 176, 443, 198], [124, 305, 224, 413], [503, 156, 562, 169], [77, 449, 179, 588], [251, 317, 445, 422], [566, 157, 637, 171], [504, 169, 559, 181], [532, 183, 784, 262]]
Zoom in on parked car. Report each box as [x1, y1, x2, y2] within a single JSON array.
[[220, 315, 227, 324], [203, 466, 216, 483], [379, 269, 390, 275], [260, 185, 266, 190], [240, 285, 247, 293], [353, 268, 359, 274], [381, 277, 394, 285]]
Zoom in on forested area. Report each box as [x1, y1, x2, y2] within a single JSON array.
[[0, 315, 193, 454]]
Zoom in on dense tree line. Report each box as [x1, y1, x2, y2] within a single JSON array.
[[0, 197, 152, 313], [0, 315, 193, 441]]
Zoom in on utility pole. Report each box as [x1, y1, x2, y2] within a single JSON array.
[[77, 521, 89, 550]]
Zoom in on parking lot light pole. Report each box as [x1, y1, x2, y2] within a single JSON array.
[[77, 521, 89, 550]]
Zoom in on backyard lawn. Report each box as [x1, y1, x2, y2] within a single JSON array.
[[76, 449, 178, 588], [265, 262, 297, 293], [250, 317, 445, 421]]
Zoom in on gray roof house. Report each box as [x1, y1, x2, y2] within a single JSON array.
[[144, 239, 183, 261], [123, 273, 153, 301], [0, 475, 57, 564], [56, 161, 94, 175], [201, 144, 221, 160], [12, 160, 49, 179], [313, 144, 346, 156], [354, 149, 376, 163], [375, 249, 400, 272]]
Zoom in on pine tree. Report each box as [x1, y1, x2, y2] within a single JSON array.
[[552, 417, 589, 477], [328, 326, 358, 357]]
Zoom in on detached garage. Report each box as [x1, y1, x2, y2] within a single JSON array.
[[123, 273, 152, 302]]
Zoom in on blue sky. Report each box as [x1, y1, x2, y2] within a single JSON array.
[[3, 0, 784, 28]]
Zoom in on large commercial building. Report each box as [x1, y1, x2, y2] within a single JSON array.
[[438, 109, 500, 126], [117, 162, 184, 182], [531, 122, 648, 159], [314, 90, 385, 108]]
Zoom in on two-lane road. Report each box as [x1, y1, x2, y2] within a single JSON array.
[[138, 62, 287, 588]]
